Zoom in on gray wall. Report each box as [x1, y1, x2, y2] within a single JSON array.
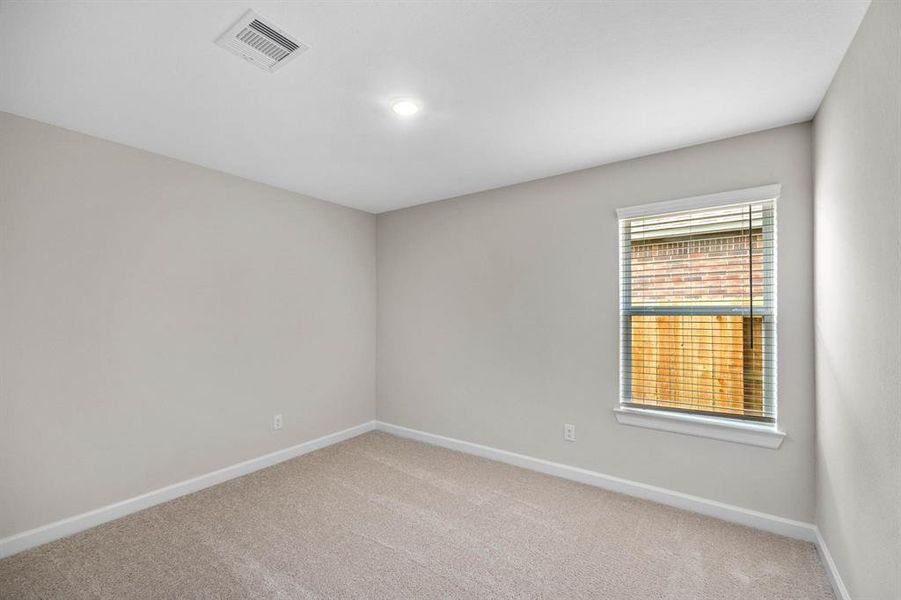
[[813, 1, 901, 597], [377, 123, 816, 522], [0, 112, 377, 538]]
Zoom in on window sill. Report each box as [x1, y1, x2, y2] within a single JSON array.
[[613, 406, 785, 449]]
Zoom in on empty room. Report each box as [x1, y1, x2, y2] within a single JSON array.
[[0, 1, 898, 598]]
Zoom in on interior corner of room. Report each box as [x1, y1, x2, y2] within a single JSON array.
[[0, 1, 898, 599]]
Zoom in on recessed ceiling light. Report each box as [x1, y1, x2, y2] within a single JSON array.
[[391, 99, 420, 117]]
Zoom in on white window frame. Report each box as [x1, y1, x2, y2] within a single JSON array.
[[614, 184, 785, 449]]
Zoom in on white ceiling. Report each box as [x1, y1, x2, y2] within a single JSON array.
[[0, 1, 869, 213]]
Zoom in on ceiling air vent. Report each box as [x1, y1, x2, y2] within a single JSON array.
[[216, 10, 308, 73]]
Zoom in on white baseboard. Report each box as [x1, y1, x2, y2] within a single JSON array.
[[0, 420, 376, 560], [815, 527, 851, 600], [375, 421, 818, 543]]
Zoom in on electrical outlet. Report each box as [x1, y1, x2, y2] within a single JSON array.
[[273, 414, 283, 431], [564, 423, 575, 442]]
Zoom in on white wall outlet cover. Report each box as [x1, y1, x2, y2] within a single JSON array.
[[564, 424, 576, 442], [273, 414, 283, 430]]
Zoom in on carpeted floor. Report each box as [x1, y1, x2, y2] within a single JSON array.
[[0, 431, 833, 599]]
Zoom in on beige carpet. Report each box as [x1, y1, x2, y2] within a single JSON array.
[[0, 431, 833, 599]]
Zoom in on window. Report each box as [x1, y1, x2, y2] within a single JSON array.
[[618, 186, 777, 426]]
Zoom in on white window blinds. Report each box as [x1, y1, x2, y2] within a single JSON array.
[[618, 189, 777, 423]]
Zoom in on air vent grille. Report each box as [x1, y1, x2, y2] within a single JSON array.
[[216, 11, 307, 72]]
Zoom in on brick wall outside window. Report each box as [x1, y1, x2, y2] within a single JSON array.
[[630, 231, 765, 307]]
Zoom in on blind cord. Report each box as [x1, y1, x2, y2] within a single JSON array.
[[748, 204, 753, 350]]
